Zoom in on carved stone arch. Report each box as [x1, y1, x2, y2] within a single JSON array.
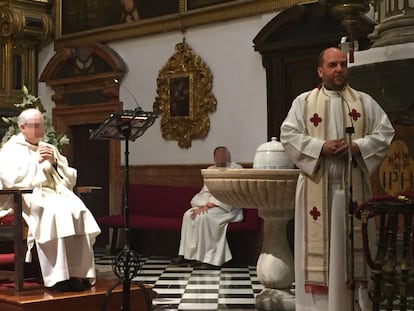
[[253, 2, 374, 139], [40, 42, 127, 107], [39, 42, 128, 235], [40, 43, 127, 79]]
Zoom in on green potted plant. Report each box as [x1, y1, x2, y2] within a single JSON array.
[[1, 85, 69, 152]]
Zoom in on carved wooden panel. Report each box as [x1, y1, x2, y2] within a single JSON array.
[[253, 2, 374, 140]]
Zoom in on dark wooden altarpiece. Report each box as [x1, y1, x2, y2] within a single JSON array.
[[253, 2, 374, 140]]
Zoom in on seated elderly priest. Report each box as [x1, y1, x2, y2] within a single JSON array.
[[0, 108, 101, 292]]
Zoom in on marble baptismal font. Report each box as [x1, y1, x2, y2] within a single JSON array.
[[202, 168, 299, 311]]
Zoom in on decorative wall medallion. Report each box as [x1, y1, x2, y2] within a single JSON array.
[[379, 139, 414, 194], [153, 41, 216, 148]]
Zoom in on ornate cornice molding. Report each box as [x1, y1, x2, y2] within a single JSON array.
[[0, 0, 52, 41]]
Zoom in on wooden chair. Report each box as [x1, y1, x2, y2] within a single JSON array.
[[0, 189, 32, 291], [0, 186, 100, 291]]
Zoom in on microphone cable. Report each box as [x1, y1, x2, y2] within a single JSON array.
[[114, 78, 140, 110]]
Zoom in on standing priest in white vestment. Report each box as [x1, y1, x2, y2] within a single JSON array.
[[280, 47, 394, 311], [173, 146, 243, 267], [0, 108, 101, 292]]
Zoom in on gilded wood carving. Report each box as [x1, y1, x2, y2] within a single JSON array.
[[153, 41, 216, 148]]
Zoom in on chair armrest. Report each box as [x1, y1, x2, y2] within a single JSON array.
[[75, 186, 102, 195], [0, 189, 32, 195]]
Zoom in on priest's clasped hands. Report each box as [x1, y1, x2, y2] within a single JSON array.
[[322, 138, 360, 157], [37, 145, 56, 164]]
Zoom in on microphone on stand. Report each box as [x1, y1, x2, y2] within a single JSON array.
[[343, 96, 356, 311], [343, 97, 356, 166], [114, 78, 140, 109], [112, 78, 158, 140]]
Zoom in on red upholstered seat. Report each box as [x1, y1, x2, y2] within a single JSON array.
[[0, 214, 15, 267], [97, 184, 261, 254], [228, 209, 260, 232], [97, 184, 198, 253], [0, 214, 14, 226], [98, 184, 199, 224], [99, 208, 260, 231], [0, 253, 14, 266], [128, 184, 199, 217], [97, 215, 125, 228]]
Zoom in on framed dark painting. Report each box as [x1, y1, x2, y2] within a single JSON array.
[[169, 76, 191, 117], [60, 0, 179, 36], [54, 0, 306, 49]]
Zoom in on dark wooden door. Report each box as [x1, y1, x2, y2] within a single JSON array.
[[253, 2, 374, 139], [71, 124, 110, 246], [264, 50, 321, 139]]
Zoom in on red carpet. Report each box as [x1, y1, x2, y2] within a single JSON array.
[[0, 278, 43, 290]]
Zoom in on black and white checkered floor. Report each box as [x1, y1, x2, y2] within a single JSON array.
[[94, 248, 263, 310]]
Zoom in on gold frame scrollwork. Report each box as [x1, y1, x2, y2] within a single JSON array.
[[154, 41, 216, 148]]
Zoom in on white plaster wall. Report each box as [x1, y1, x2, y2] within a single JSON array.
[[38, 13, 277, 165]]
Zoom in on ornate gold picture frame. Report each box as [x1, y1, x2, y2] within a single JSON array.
[[153, 42, 216, 148], [53, 0, 308, 49]]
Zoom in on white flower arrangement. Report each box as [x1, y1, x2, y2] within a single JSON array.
[[1, 85, 70, 152]]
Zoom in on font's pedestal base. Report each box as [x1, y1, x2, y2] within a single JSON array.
[[256, 288, 295, 311]]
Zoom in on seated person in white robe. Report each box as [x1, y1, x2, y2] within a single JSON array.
[[0, 108, 101, 292], [174, 146, 243, 267]]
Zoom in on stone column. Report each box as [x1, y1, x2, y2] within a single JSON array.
[[369, 0, 414, 47]]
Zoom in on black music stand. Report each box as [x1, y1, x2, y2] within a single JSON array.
[[90, 108, 157, 311]]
